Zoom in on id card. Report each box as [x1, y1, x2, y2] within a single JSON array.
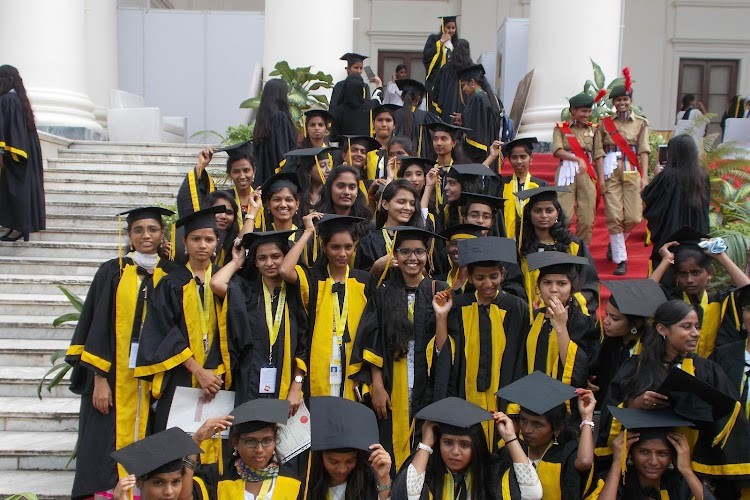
[[129, 342, 139, 369], [259, 364, 277, 394], [329, 358, 343, 385]]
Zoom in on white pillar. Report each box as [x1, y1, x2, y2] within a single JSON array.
[[85, 0, 119, 130], [263, 0, 353, 94], [0, 0, 102, 138], [518, 0, 622, 142]]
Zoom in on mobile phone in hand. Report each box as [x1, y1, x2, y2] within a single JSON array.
[[364, 65, 376, 80]]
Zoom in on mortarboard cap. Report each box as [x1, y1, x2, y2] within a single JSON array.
[[315, 214, 365, 237], [457, 64, 486, 82], [458, 236, 517, 267], [304, 109, 335, 123], [259, 172, 300, 202], [371, 103, 400, 119], [395, 79, 426, 95], [514, 185, 569, 203], [422, 120, 471, 135], [444, 163, 498, 179], [663, 226, 710, 252], [388, 226, 444, 247], [525, 250, 589, 272], [439, 223, 487, 241], [284, 146, 339, 160], [733, 284, 750, 309], [657, 367, 738, 424], [438, 15, 460, 24], [230, 399, 290, 435], [340, 53, 368, 66], [502, 137, 538, 157], [397, 156, 434, 177], [310, 397, 379, 452], [608, 406, 694, 431], [241, 230, 297, 253], [602, 279, 667, 318], [569, 92, 595, 108], [215, 141, 254, 160], [175, 205, 225, 234], [339, 135, 381, 152], [415, 397, 492, 429], [497, 371, 578, 415], [461, 192, 506, 211], [118, 206, 174, 226], [111, 427, 201, 478]]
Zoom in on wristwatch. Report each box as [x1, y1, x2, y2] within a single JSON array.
[[294, 375, 304, 384]]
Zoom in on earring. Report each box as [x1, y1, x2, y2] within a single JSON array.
[[667, 462, 674, 470], [626, 456, 633, 466], [184, 248, 188, 256], [553, 434, 559, 446], [630, 326, 638, 335], [212, 249, 217, 258], [233, 448, 238, 457]]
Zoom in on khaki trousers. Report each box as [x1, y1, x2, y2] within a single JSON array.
[[604, 167, 642, 234], [557, 169, 596, 244]]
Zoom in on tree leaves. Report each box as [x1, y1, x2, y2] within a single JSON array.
[[591, 59, 605, 89]]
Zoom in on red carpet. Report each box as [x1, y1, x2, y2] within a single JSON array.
[[500, 154, 652, 308]]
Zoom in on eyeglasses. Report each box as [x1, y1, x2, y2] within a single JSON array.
[[395, 247, 427, 257], [129, 226, 163, 235], [240, 437, 276, 449]]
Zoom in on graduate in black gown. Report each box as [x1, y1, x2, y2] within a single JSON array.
[[393, 79, 440, 159], [0, 65, 45, 240], [202, 191, 240, 268], [65, 207, 178, 499], [392, 398, 543, 499], [299, 108, 334, 149], [252, 79, 298, 186], [367, 103, 399, 180], [454, 64, 501, 164], [350, 227, 449, 471], [423, 16, 460, 95], [432, 237, 530, 448], [433, 222, 486, 293], [330, 53, 377, 112], [135, 207, 231, 434], [304, 397, 393, 500], [429, 39, 472, 124], [500, 137, 548, 241], [331, 75, 382, 139]]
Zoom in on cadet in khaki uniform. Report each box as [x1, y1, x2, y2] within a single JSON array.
[[552, 92, 605, 244], [598, 72, 650, 276]]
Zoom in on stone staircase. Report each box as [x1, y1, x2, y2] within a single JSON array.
[[0, 139, 226, 499]]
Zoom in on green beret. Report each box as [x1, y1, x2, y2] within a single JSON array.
[[610, 84, 632, 99], [568, 92, 594, 108]]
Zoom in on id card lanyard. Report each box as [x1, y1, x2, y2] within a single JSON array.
[[329, 266, 350, 391], [188, 263, 214, 356]]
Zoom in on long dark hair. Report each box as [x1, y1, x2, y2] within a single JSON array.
[[450, 40, 472, 71], [375, 179, 423, 229], [202, 190, 240, 244], [0, 65, 36, 132], [315, 165, 371, 237], [476, 74, 501, 129], [622, 300, 697, 402], [519, 198, 573, 256], [306, 449, 373, 500], [425, 423, 493, 499], [398, 87, 423, 135], [661, 135, 708, 211], [253, 79, 292, 142]]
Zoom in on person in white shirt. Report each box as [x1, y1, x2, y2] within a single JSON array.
[[384, 64, 409, 106]]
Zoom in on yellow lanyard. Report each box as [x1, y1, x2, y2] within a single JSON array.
[[262, 281, 287, 360], [255, 477, 273, 498], [187, 263, 213, 354], [407, 291, 416, 325], [382, 228, 395, 253], [233, 185, 245, 230], [330, 266, 350, 346]]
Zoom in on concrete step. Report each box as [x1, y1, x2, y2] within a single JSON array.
[[0, 274, 92, 295], [0, 293, 83, 317], [67, 139, 213, 152], [58, 147, 228, 163], [0, 470, 75, 499], [0, 396, 79, 432], [47, 212, 121, 230], [45, 188, 177, 205], [0, 315, 76, 341], [29, 226, 121, 244], [0, 241, 117, 260], [45, 199, 169, 216], [44, 178, 182, 195], [0, 256, 100, 276], [0, 339, 73, 367], [44, 168, 187, 184], [0, 366, 72, 398], [0, 430, 76, 471]]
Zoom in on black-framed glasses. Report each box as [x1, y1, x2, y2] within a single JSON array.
[[240, 437, 276, 449], [395, 247, 428, 257]]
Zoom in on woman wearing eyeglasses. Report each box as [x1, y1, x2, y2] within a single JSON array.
[[351, 227, 449, 473]]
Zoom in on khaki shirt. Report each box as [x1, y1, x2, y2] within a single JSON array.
[[552, 121, 605, 160], [601, 114, 651, 154]]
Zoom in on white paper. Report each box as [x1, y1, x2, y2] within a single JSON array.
[[166, 386, 236, 437], [276, 401, 311, 463]]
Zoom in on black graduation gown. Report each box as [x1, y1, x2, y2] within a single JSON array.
[[65, 257, 177, 498], [430, 61, 464, 122], [330, 77, 372, 113], [354, 228, 389, 273], [193, 461, 302, 500], [522, 440, 582, 500], [350, 277, 449, 471], [596, 353, 750, 484], [391, 450, 525, 499], [436, 292, 530, 448], [134, 265, 230, 432], [423, 34, 452, 95], [393, 107, 441, 159], [525, 305, 598, 390], [253, 111, 298, 186], [716, 289, 748, 349], [588, 335, 639, 411], [462, 90, 500, 164], [215, 275, 309, 406], [641, 171, 710, 262], [711, 341, 748, 418], [0, 91, 45, 233]]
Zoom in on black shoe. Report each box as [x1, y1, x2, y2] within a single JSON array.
[[613, 261, 627, 276], [0, 230, 29, 242], [607, 243, 613, 262]]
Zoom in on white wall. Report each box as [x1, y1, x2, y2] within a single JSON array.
[[117, 7, 264, 140]]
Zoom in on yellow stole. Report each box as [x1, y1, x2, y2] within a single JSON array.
[[502, 174, 539, 240], [526, 312, 579, 386], [535, 442, 561, 500], [188, 167, 216, 213], [686, 291, 722, 358], [205, 475, 301, 499], [427, 470, 473, 500]]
